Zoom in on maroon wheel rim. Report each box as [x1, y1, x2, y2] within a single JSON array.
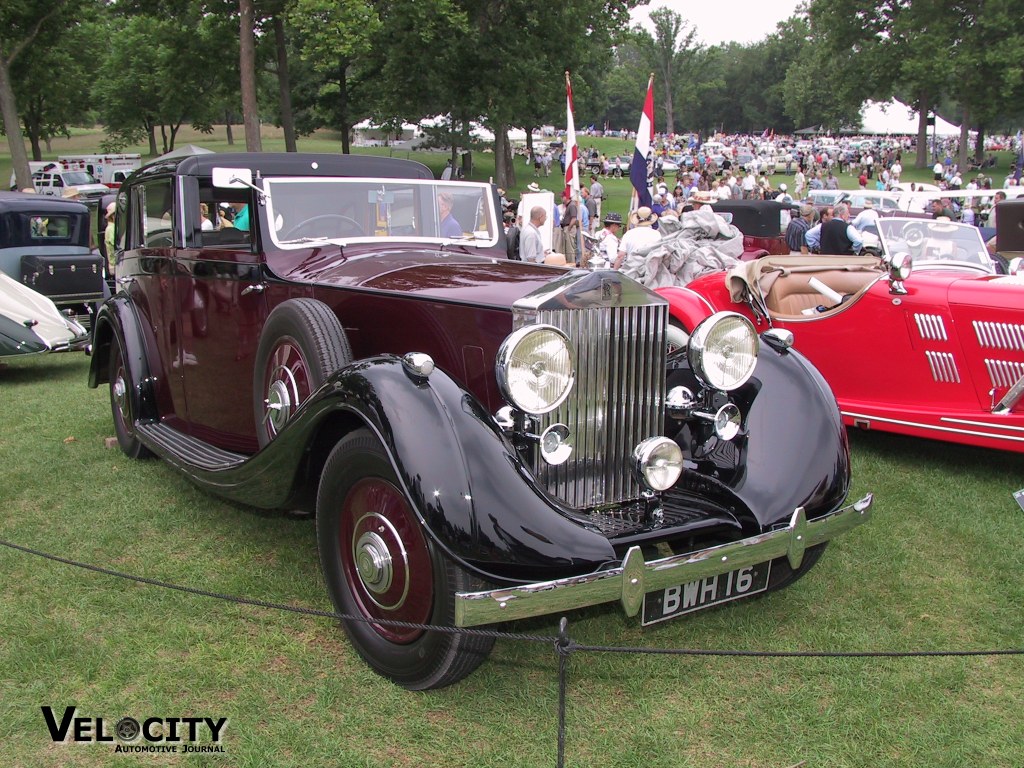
[[339, 478, 433, 644], [262, 338, 313, 437]]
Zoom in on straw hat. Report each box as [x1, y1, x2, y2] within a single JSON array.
[[105, 201, 117, 219], [628, 206, 659, 227], [544, 252, 568, 266], [526, 182, 541, 193], [686, 191, 717, 206]]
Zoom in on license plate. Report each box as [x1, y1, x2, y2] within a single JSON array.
[[641, 562, 772, 626]]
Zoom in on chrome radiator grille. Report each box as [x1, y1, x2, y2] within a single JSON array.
[[522, 303, 668, 509]]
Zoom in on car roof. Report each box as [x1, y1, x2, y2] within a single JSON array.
[[131, 152, 435, 182], [0, 191, 90, 215]]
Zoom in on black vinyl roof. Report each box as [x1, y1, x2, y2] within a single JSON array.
[[132, 152, 434, 182], [0, 191, 90, 215]]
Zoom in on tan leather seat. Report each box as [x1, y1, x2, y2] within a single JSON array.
[[765, 269, 880, 318]]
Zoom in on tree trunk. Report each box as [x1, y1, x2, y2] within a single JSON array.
[[273, 16, 297, 152], [915, 91, 930, 169], [958, 104, 970, 173], [160, 124, 169, 154], [337, 62, 350, 154], [494, 123, 515, 189], [973, 124, 985, 165], [225, 110, 234, 145], [239, 0, 262, 152], [147, 123, 158, 157], [0, 53, 33, 191]]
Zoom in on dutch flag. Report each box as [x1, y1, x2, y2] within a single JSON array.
[[631, 74, 655, 210]]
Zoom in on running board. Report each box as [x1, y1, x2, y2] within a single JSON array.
[[136, 422, 247, 472]]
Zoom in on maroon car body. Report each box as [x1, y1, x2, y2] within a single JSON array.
[[87, 152, 870, 689]]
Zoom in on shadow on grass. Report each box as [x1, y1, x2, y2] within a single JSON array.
[[847, 427, 1020, 479]]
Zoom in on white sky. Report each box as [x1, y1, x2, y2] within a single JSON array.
[[630, 0, 805, 47]]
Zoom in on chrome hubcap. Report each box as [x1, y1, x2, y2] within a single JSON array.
[[113, 374, 130, 422], [355, 531, 393, 595], [264, 366, 299, 436], [351, 512, 409, 611]]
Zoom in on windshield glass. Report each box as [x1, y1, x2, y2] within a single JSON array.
[[262, 178, 498, 249], [63, 171, 97, 185], [877, 217, 993, 272]]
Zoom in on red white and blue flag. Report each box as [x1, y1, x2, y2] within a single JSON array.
[[630, 74, 655, 210], [564, 71, 580, 201]]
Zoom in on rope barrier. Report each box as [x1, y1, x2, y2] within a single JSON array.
[[3, 535, 1022, 768]]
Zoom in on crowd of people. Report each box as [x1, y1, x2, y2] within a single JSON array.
[[499, 131, 1022, 266]]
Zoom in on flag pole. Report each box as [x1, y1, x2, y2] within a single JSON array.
[[564, 70, 584, 267]]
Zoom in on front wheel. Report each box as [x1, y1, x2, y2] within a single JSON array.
[[316, 429, 495, 690]]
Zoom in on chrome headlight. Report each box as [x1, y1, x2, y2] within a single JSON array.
[[634, 437, 684, 491], [496, 325, 575, 415], [687, 312, 758, 391]]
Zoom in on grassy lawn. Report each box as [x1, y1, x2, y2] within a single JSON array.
[[2, 351, 1023, 767]]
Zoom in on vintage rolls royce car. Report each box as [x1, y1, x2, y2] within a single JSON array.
[[0, 191, 107, 330], [659, 217, 1024, 453], [88, 153, 872, 689]]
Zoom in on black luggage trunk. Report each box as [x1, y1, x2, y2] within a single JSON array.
[[21, 253, 106, 303]]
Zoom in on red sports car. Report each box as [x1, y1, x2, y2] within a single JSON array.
[[658, 217, 1024, 453]]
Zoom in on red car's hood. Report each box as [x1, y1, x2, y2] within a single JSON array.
[[279, 246, 564, 309], [947, 273, 1024, 311]]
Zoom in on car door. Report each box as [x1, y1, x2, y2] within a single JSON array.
[[123, 175, 188, 425], [175, 177, 268, 451]]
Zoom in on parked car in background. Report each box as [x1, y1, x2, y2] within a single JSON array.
[[0, 271, 88, 357], [88, 152, 871, 689], [659, 217, 1024, 453], [709, 200, 795, 258], [0, 191, 106, 331]]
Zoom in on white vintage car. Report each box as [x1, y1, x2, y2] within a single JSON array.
[[0, 271, 88, 357]]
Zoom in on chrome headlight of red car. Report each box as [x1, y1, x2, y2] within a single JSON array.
[[687, 312, 759, 391], [496, 325, 575, 415]]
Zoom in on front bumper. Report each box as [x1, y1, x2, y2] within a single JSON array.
[[454, 493, 873, 627]]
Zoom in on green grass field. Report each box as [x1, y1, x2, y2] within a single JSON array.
[[2, 350, 1023, 767]]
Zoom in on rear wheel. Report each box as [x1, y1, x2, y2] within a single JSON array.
[[109, 338, 152, 459], [316, 429, 495, 690]]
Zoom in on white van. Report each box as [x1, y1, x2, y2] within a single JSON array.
[[58, 154, 141, 187]]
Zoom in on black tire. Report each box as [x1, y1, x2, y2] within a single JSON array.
[[109, 337, 153, 459], [253, 299, 352, 447], [766, 542, 828, 594], [316, 429, 495, 690]]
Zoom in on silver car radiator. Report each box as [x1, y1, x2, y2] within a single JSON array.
[[514, 279, 667, 510]]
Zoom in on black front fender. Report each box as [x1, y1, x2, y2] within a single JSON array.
[[319, 357, 617, 582], [667, 340, 851, 532]]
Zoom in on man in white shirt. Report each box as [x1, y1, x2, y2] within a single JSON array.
[[851, 198, 880, 231], [615, 207, 662, 270], [520, 206, 548, 264]]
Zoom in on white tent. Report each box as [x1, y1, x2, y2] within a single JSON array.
[[859, 99, 960, 136]]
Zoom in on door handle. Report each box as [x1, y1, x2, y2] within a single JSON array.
[[241, 283, 265, 296]]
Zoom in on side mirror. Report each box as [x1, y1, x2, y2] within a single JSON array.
[[885, 251, 913, 295], [1008, 257, 1023, 276], [212, 167, 252, 189]]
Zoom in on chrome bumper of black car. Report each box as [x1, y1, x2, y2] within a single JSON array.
[[454, 493, 873, 628]]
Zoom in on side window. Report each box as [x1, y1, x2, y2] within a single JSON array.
[[140, 178, 175, 248], [195, 178, 252, 250]]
